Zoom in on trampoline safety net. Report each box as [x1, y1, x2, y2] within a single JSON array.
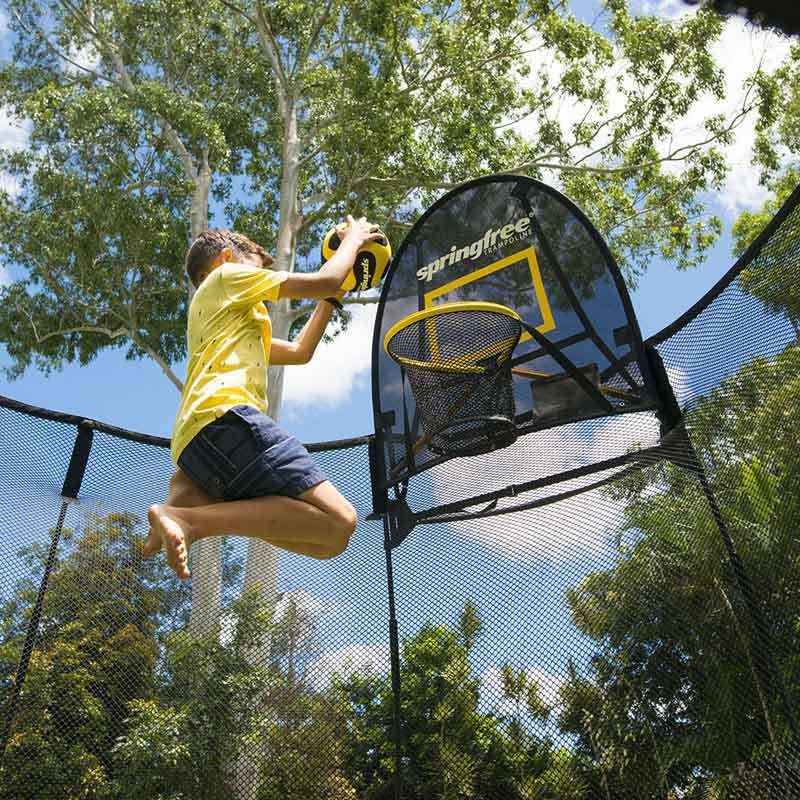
[[1, 184, 799, 800]]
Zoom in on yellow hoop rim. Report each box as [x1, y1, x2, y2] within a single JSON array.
[[383, 301, 522, 355]]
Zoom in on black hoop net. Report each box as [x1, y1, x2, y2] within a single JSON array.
[[384, 303, 522, 457]]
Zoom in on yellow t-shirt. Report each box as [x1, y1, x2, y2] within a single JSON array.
[[170, 262, 288, 464]]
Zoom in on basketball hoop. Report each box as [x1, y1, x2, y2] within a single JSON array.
[[383, 301, 522, 458]]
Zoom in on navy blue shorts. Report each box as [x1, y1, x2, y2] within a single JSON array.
[[177, 405, 327, 501]]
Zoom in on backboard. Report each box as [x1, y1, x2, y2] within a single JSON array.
[[372, 175, 661, 492]]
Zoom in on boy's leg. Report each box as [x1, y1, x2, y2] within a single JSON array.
[[148, 480, 357, 579], [145, 470, 348, 564], [264, 481, 359, 559]]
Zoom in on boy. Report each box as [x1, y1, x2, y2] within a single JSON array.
[[145, 216, 383, 580]]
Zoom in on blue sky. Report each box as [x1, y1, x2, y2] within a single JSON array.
[[0, 1, 793, 711]]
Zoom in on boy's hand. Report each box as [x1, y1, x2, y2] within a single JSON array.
[[339, 214, 384, 248]]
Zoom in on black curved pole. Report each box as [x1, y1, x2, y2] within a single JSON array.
[[0, 424, 93, 760]]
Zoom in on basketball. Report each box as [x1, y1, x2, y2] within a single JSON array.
[[321, 223, 392, 293]]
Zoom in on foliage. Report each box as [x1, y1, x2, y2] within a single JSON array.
[[0, 509, 579, 800], [0, 509, 183, 799], [0, 0, 780, 388], [335, 606, 565, 800], [729, 169, 800, 335]]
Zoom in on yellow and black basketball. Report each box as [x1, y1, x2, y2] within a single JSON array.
[[321, 224, 392, 292]]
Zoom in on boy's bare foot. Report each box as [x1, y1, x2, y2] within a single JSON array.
[[143, 526, 162, 558], [147, 504, 194, 580]]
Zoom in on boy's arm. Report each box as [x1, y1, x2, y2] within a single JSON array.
[[278, 215, 383, 300], [270, 297, 340, 365]]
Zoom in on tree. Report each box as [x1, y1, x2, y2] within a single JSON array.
[[0, 509, 185, 799], [731, 171, 800, 336], [730, 40, 800, 334], [499, 664, 551, 793], [335, 600, 580, 800], [115, 579, 413, 800]]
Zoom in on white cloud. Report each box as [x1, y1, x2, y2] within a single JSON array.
[[0, 264, 11, 286], [426, 413, 661, 563], [640, 0, 690, 19], [481, 664, 565, 716], [647, 14, 792, 213], [707, 21, 791, 213], [64, 43, 101, 76], [274, 586, 326, 621], [307, 643, 391, 689], [515, 8, 791, 217], [0, 107, 29, 153], [0, 106, 30, 199], [283, 304, 377, 408]]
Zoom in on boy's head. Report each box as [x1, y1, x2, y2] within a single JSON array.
[[185, 229, 275, 289]]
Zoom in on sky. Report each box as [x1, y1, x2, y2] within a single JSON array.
[[0, 1, 795, 712]]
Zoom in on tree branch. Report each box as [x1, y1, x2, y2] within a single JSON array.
[[52, 1, 199, 185], [300, 189, 334, 208], [353, 106, 754, 195], [217, 0, 251, 21], [252, 1, 289, 97], [399, 20, 539, 99], [12, 8, 114, 84], [295, 0, 336, 76], [119, 180, 172, 194], [129, 330, 184, 392], [19, 309, 130, 348], [303, 39, 346, 74]]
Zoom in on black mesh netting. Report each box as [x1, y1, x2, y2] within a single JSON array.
[[1, 184, 799, 799]]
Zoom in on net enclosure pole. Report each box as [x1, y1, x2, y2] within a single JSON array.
[[383, 514, 404, 800], [0, 422, 94, 759]]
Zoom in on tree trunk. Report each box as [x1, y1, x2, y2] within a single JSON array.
[[232, 97, 301, 800], [187, 163, 224, 640]]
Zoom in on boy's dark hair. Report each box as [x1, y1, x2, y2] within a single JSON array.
[[185, 229, 274, 288]]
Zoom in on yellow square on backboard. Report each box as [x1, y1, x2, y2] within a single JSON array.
[[423, 246, 556, 344]]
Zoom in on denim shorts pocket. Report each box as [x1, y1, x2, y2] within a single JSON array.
[[228, 405, 283, 450], [178, 434, 237, 500], [200, 405, 259, 468], [196, 427, 239, 475]]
